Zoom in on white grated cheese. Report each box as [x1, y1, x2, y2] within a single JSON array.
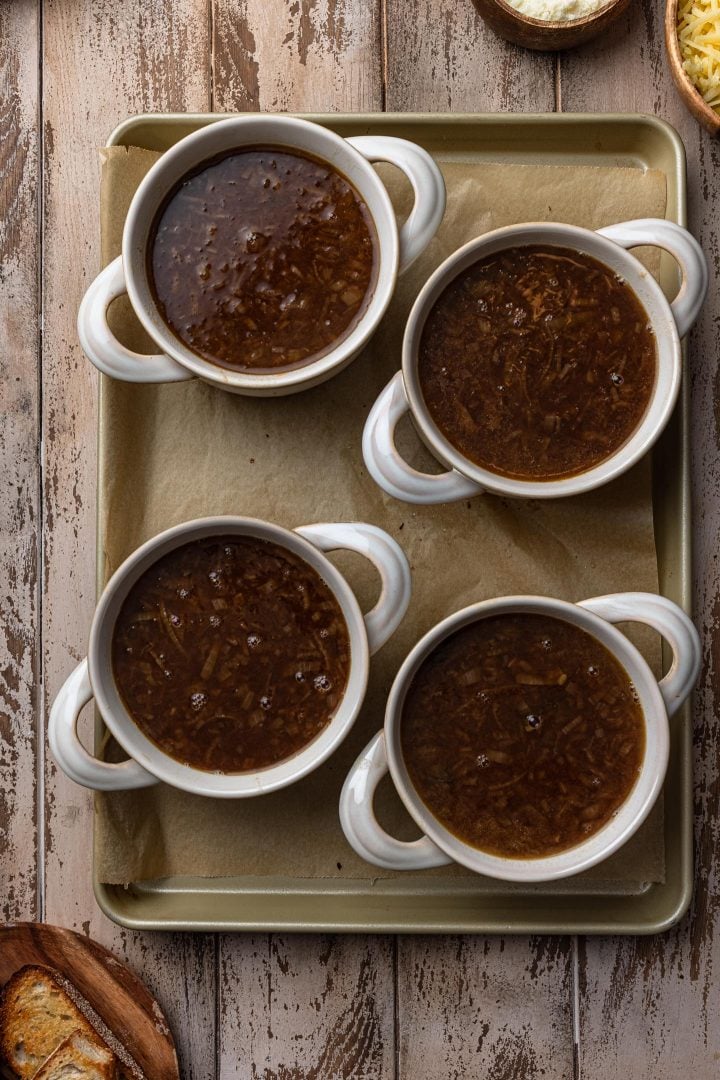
[[678, 0, 720, 110], [504, 0, 610, 21]]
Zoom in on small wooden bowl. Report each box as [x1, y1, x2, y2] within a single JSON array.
[[472, 0, 632, 50], [665, 0, 720, 136]]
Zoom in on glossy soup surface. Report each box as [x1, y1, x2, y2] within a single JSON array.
[[112, 535, 351, 773], [401, 613, 646, 858], [418, 245, 657, 481], [149, 146, 378, 372]]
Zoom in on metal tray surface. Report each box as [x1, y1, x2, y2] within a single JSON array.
[[96, 112, 691, 934]]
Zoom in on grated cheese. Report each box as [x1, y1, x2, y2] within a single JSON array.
[[678, 0, 720, 111], [505, 0, 609, 19]]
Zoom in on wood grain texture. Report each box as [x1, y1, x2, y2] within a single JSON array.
[[384, 7, 574, 1079], [211, 5, 396, 1075], [396, 937, 574, 1079], [384, 0, 556, 112], [212, 0, 383, 112], [6, 0, 717, 1074], [0, 923, 180, 1079], [0, 0, 40, 924], [219, 935, 395, 1079], [40, 0, 215, 1075], [561, 1, 720, 1074]]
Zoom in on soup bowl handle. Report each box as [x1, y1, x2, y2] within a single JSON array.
[[340, 731, 453, 870], [347, 136, 446, 274], [597, 218, 708, 340], [363, 372, 484, 505], [578, 592, 701, 718], [78, 255, 193, 383], [49, 659, 159, 791], [295, 522, 411, 655]]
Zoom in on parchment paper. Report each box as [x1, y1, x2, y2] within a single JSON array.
[[96, 145, 668, 887]]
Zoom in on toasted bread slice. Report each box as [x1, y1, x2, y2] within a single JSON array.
[[0, 966, 109, 1079], [29, 1031, 117, 1080]]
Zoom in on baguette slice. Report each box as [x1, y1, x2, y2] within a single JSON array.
[[30, 1032, 117, 1080], [0, 966, 109, 1079]]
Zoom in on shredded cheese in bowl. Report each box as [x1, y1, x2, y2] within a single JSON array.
[[678, 0, 720, 111]]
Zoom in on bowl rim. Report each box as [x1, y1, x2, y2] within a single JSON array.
[[382, 596, 670, 882], [121, 114, 403, 391], [87, 515, 372, 797], [476, 0, 626, 32], [400, 220, 682, 500]]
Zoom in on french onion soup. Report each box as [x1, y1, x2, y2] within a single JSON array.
[[401, 613, 645, 859], [111, 535, 351, 773], [148, 146, 378, 373], [418, 245, 657, 481]]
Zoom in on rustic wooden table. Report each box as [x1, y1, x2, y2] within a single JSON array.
[[2, 0, 719, 1074]]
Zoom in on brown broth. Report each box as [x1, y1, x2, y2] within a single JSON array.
[[418, 246, 657, 481], [148, 146, 378, 373], [401, 613, 645, 858], [111, 535, 351, 773]]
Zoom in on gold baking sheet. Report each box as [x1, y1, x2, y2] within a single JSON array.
[[94, 113, 692, 934]]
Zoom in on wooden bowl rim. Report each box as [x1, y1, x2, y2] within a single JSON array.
[[478, 0, 626, 32], [665, 0, 720, 133]]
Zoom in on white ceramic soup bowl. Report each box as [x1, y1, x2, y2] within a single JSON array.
[[340, 591, 700, 882], [78, 115, 446, 396], [363, 218, 707, 502], [49, 516, 411, 797]]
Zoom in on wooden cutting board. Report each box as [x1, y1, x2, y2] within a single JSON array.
[[0, 923, 179, 1080]]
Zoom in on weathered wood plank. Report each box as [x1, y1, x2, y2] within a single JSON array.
[[397, 937, 574, 1080], [212, 0, 382, 113], [383, 6, 574, 1079], [219, 935, 395, 1079], [384, 0, 556, 112], [40, 0, 216, 1073], [211, 4, 396, 1076], [561, 1, 720, 1074], [0, 0, 40, 923]]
